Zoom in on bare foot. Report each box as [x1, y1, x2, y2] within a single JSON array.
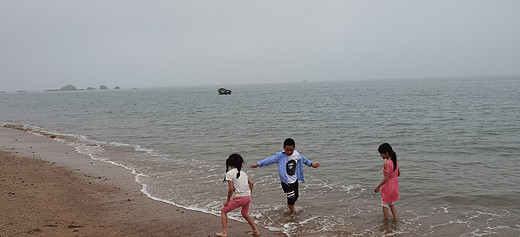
[[247, 230, 261, 236], [216, 231, 227, 237], [287, 205, 296, 216]]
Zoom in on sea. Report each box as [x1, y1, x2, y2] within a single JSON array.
[[1, 77, 519, 236]]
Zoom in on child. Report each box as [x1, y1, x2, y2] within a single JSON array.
[[217, 153, 260, 237], [374, 143, 401, 220], [250, 138, 320, 216]]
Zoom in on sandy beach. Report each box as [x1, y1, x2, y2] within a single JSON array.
[[0, 126, 281, 237]]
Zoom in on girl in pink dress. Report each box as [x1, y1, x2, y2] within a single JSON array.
[[374, 143, 401, 220]]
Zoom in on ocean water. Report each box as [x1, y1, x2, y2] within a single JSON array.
[[1, 78, 519, 236]]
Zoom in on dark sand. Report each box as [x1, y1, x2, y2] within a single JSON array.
[[0, 126, 281, 237]]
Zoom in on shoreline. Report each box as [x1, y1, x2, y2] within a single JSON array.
[[0, 126, 282, 236]]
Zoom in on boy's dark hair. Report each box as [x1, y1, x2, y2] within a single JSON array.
[[224, 153, 244, 182], [283, 138, 296, 148], [378, 143, 397, 171]]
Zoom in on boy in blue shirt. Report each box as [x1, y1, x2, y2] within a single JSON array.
[[250, 138, 320, 216]]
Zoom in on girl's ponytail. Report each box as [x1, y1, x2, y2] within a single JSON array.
[[236, 162, 242, 179], [235, 154, 244, 179], [223, 157, 231, 182], [378, 143, 398, 171], [390, 150, 397, 171]]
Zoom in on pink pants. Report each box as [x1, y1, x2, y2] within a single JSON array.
[[222, 196, 251, 215]]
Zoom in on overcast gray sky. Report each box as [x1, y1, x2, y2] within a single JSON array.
[[1, 1, 519, 91]]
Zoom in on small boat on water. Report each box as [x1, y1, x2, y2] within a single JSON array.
[[218, 88, 231, 95]]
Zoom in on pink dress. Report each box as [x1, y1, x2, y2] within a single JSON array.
[[381, 160, 399, 202]]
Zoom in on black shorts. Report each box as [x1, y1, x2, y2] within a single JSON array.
[[281, 182, 299, 205]]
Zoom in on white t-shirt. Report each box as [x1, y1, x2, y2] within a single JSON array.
[[286, 151, 301, 184], [225, 168, 251, 197]]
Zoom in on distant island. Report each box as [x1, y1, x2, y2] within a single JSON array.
[[45, 85, 122, 92], [61, 85, 77, 91], [2, 84, 127, 93]]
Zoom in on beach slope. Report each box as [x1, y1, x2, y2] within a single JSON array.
[[0, 127, 280, 237]]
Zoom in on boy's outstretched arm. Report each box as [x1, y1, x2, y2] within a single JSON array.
[[250, 154, 281, 168], [301, 155, 320, 168]]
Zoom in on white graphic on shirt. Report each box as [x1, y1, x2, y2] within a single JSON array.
[[286, 151, 300, 184]]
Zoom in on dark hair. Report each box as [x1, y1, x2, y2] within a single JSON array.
[[284, 138, 295, 148], [224, 153, 244, 182], [378, 143, 397, 171]]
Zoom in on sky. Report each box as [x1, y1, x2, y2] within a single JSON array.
[[1, 0, 519, 92]]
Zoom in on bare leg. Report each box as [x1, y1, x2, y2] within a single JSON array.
[[382, 206, 390, 220], [390, 204, 398, 220], [287, 205, 296, 216], [216, 211, 228, 237], [243, 214, 260, 235]]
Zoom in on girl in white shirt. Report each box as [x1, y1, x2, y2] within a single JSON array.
[[217, 154, 260, 237]]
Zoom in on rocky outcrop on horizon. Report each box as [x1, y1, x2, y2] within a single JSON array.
[[41, 84, 123, 92], [60, 85, 77, 91]]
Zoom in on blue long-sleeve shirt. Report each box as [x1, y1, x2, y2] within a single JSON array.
[[256, 150, 314, 185]]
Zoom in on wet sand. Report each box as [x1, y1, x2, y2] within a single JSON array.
[[0, 126, 281, 236]]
